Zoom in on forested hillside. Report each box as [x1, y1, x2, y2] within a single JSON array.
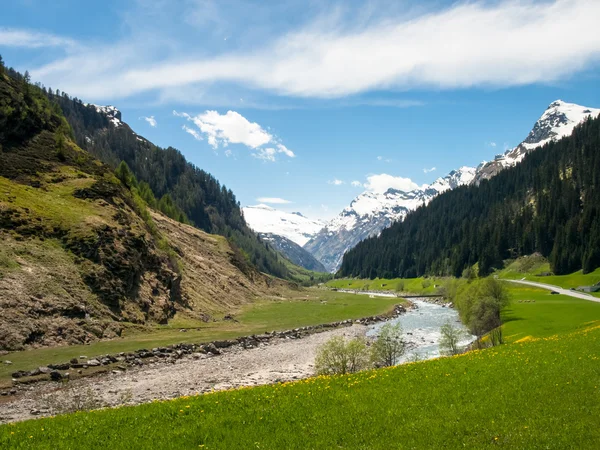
[[340, 115, 600, 278], [0, 63, 289, 350], [3, 65, 289, 279]]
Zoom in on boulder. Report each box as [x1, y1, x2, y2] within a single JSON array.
[[49, 371, 63, 381]]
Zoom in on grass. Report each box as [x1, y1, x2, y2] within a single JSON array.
[[0, 290, 400, 381], [497, 256, 600, 291], [501, 285, 600, 342], [326, 276, 444, 294], [0, 175, 106, 234], [281, 259, 332, 284], [2, 324, 598, 449]]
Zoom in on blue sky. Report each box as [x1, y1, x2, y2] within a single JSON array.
[[2, 0, 600, 220]]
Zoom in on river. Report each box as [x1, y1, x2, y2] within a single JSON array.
[[336, 291, 475, 362]]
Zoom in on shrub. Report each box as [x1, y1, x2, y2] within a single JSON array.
[[314, 335, 371, 375], [371, 322, 405, 367], [395, 280, 405, 292], [439, 321, 464, 356]]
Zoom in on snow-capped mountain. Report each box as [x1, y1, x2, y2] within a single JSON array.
[[304, 167, 476, 272], [474, 100, 600, 183], [242, 205, 325, 247], [306, 100, 599, 273]]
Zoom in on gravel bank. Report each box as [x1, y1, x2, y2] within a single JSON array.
[[0, 325, 367, 424]]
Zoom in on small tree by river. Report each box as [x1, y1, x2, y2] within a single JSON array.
[[314, 336, 371, 375], [439, 321, 464, 356], [371, 322, 405, 367]]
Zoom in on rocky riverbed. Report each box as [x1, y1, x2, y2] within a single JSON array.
[[0, 324, 369, 424]]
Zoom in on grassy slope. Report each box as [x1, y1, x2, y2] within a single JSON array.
[[327, 276, 444, 294], [498, 257, 600, 297], [2, 325, 598, 449], [502, 285, 600, 342], [0, 290, 400, 381]]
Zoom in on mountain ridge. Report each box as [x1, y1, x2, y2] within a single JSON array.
[[306, 99, 600, 272]]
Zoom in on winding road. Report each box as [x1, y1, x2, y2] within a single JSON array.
[[505, 279, 600, 303]]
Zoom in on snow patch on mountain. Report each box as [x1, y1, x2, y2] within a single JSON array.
[[474, 100, 600, 183], [305, 166, 476, 272], [242, 205, 325, 246], [85, 104, 123, 127]]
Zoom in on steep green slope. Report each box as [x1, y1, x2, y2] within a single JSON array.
[[340, 115, 600, 278], [37, 82, 289, 279], [0, 66, 286, 351]]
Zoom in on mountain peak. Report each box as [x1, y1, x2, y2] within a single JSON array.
[[242, 205, 324, 247], [85, 103, 123, 127]]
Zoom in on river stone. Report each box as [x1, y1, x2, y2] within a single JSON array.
[[86, 359, 101, 367]]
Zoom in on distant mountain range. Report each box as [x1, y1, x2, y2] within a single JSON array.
[[245, 100, 600, 273]]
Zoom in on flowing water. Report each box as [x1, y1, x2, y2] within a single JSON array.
[[365, 297, 474, 362]]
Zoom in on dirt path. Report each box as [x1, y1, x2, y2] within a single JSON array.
[[0, 325, 367, 424]]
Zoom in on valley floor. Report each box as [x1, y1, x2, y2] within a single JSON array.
[[0, 325, 367, 424]]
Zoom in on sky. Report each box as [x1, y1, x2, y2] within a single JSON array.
[[2, 0, 600, 220]]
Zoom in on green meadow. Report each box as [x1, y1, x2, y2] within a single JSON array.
[[326, 276, 444, 294], [502, 285, 600, 341], [2, 323, 598, 449]]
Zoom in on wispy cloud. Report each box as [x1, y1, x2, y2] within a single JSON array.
[[423, 167, 437, 173], [27, 0, 600, 102], [175, 110, 295, 161], [351, 180, 363, 187], [140, 116, 157, 127], [0, 28, 77, 49], [182, 124, 203, 141], [257, 197, 291, 204], [328, 179, 344, 186]]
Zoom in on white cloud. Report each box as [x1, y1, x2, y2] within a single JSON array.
[[490, 142, 497, 147], [256, 197, 292, 204], [141, 116, 157, 127], [351, 180, 363, 187], [28, 1, 600, 101], [328, 179, 344, 186], [175, 109, 295, 162], [182, 125, 203, 141], [0, 28, 77, 49], [377, 156, 383, 161], [185, 110, 272, 149], [364, 173, 420, 193], [423, 167, 437, 173]]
